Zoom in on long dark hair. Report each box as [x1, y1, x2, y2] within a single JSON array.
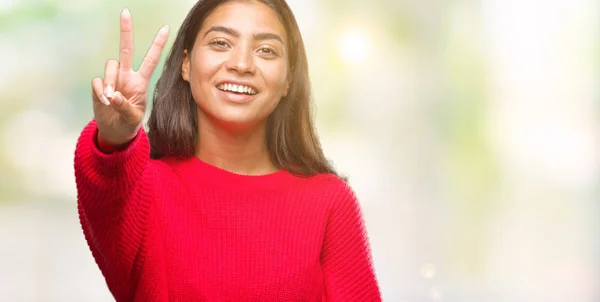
[[147, 0, 342, 178]]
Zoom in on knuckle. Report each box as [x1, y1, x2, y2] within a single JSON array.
[[92, 77, 103, 87], [121, 47, 132, 56], [105, 59, 119, 67], [143, 56, 157, 67]]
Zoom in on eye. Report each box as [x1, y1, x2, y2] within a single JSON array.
[[257, 46, 278, 56], [208, 38, 230, 49]]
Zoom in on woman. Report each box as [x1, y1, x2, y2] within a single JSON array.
[[75, 0, 381, 301]]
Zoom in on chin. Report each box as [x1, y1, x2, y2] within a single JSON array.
[[210, 109, 267, 132]]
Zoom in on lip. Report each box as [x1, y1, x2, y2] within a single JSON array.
[[215, 79, 259, 94]]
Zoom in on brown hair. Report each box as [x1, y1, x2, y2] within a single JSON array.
[[147, 0, 342, 179]]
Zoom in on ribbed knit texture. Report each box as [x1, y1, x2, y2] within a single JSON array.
[[74, 120, 381, 302]]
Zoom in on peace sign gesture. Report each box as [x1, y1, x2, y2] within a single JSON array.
[[92, 8, 169, 147]]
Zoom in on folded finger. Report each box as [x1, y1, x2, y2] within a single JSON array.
[[92, 77, 110, 106], [103, 59, 119, 98]]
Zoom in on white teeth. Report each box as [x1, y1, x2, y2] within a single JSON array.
[[217, 83, 256, 95]]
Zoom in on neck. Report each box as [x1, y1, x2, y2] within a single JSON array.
[[194, 113, 277, 176]]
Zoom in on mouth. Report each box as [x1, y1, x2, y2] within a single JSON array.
[[216, 82, 258, 95], [215, 82, 259, 104]]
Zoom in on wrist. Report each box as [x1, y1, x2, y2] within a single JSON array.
[[96, 132, 136, 153]]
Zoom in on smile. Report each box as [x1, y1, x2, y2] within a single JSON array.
[[216, 83, 257, 95]]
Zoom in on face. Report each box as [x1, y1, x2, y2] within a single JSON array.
[[182, 1, 290, 131]]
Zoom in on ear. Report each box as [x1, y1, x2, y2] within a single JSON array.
[[182, 49, 190, 82]]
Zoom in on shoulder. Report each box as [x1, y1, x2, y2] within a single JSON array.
[[294, 173, 358, 209], [145, 156, 193, 180], [306, 173, 353, 193], [139, 156, 204, 199]]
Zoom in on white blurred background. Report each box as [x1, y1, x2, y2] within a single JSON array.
[[0, 0, 598, 301]]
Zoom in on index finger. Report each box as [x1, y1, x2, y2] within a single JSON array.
[[119, 8, 134, 70]]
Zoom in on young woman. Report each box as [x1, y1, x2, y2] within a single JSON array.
[[74, 0, 381, 301]]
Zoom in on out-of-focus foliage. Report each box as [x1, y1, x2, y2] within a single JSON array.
[[1, 0, 598, 301]]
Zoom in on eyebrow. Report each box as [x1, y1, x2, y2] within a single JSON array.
[[203, 26, 284, 45]]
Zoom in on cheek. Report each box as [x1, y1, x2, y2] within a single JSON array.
[[191, 51, 222, 84], [188, 56, 220, 108], [264, 62, 289, 93]]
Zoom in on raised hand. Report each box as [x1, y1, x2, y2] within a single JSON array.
[[91, 8, 169, 146]]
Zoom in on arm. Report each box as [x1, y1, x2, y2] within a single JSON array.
[[74, 119, 153, 301], [77, 8, 169, 301], [321, 183, 382, 301]]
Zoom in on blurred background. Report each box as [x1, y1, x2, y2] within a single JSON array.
[[1, 0, 598, 301]]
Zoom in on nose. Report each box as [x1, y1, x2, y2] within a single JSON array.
[[225, 44, 256, 75]]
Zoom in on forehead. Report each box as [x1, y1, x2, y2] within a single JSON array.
[[201, 1, 287, 40]]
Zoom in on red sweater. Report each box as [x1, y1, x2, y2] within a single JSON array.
[[74, 120, 381, 301]]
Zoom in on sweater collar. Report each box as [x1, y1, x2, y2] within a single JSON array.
[[183, 156, 300, 192]]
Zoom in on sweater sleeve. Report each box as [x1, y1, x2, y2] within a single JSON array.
[[321, 182, 382, 301], [74, 119, 154, 301]]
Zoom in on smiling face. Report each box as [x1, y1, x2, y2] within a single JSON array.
[[182, 1, 290, 132]]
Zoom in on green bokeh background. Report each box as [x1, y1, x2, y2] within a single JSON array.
[[1, 0, 598, 301]]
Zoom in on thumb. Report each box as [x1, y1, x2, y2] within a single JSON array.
[[111, 91, 141, 127]]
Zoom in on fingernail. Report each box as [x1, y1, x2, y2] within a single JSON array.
[[100, 95, 110, 106], [104, 85, 114, 98], [122, 8, 130, 16], [160, 25, 169, 35], [113, 93, 123, 105]]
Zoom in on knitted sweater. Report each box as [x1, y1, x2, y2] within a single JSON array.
[[74, 120, 382, 301]]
